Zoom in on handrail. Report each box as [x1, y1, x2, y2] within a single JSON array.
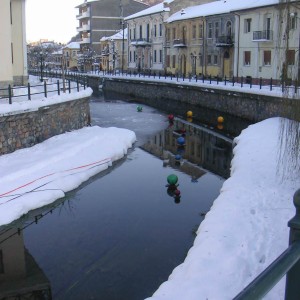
[[233, 242, 300, 299], [234, 189, 300, 300]]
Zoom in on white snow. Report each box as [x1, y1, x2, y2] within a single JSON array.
[[0, 126, 136, 226], [167, 0, 282, 23], [146, 117, 299, 300], [1, 75, 299, 299], [125, 3, 170, 21]]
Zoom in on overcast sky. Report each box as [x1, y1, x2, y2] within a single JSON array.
[[26, 0, 83, 44]]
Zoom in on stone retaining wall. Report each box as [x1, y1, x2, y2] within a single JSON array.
[[0, 97, 90, 155], [102, 78, 297, 123]]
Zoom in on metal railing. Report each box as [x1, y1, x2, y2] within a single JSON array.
[[234, 189, 300, 300], [253, 30, 273, 41], [0, 70, 88, 104]]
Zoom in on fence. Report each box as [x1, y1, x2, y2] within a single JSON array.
[[0, 72, 87, 104], [100, 69, 300, 96], [234, 189, 300, 300]]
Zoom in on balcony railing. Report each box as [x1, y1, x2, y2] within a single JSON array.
[[76, 10, 90, 20], [216, 35, 234, 47], [173, 39, 186, 47], [80, 37, 91, 44], [77, 24, 90, 32], [130, 38, 152, 46], [253, 30, 273, 41]]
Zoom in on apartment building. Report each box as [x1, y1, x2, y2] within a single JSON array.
[[76, 0, 148, 54], [0, 0, 27, 93], [125, 2, 171, 72], [233, 1, 300, 83]]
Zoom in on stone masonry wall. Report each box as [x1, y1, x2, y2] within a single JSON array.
[[0, 97, 90, 155], [102, 78, 298, 123]]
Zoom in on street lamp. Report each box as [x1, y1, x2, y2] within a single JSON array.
[[39, 51, 46, 82], [111, 39, 116, 74]]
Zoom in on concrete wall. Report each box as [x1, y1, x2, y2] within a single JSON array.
[[102, 77, 298, 122], [0, 97, 90, 155]]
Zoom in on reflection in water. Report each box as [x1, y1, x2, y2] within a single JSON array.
[[141, 118, 233, 179], [0, 225, 52, 299]]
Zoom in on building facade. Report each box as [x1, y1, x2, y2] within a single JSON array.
[[76, 0, 148, 55], [0, 0, 28, 93], [63, 42, 81, 71], [126, 2, 171, 73]]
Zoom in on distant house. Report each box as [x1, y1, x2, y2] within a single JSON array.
[[63, 42, 81, 71], [100, 28, 128, 72], [0, 0, 28, 94]]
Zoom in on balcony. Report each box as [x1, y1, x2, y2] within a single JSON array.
[[76, 10, 90, 20], [80, 37, 91, 44], [101, 48, 110, 56], [130, 38, 152, 47], [173, 39, 186, 47], [77, 24, 90, 32], [253, 30, 273, 41], [216, 35, 234, 47]]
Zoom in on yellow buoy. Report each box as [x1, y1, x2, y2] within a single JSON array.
[[187, 111, 193, 118], [217, 116, 224, 123]]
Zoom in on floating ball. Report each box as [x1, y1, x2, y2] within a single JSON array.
[[167, 174, 178, 185], [187, 111, 193, 118], [137, 106, 143, 112], [174, 189, 181, 196], [217, 116, 224, 123], [177, 136, 185, 146], [175, 154, 181, 161], [168, 114, 174, 121]]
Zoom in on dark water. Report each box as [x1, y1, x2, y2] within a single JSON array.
[[0, 94, 245, 300]]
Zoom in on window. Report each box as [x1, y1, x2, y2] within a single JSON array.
[[134, 51, 136, 62], [154, 50, 157, 63], [192, 25, 196, 39], [214, 55, 218, 65], [226, 21, 232, 36], [159, 24, 163, 36], [207, 55, 212, 64], [263, 50, 271, 65], [244, 51, 251, 65], [287, 49, 295, 65], [208, 23, 213, 38], [159, 50, 162, 63], [199, 24, 203, 39], [139, 25, 143, 39], [289, 13, 297, 30], [215, 22, 219, 38], [172, 55, 176, 68], [166, 28, 171, 42], [129, 51, 132, 62], [129, 29, 132, 40], [133, 28, 136, 39], [166, 55, 170, 67], [154, 24, 157, 37], [199, 54, 203, 66], [172, 28, 176, 40], [245, 18, 252, 33]]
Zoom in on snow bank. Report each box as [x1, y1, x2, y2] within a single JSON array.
[[0, 126, 136, 226], [146, 117, 299, 300]]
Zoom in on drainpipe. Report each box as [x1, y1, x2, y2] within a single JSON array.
[[232, 12, 240, 79], [202, 17, 206, 76]]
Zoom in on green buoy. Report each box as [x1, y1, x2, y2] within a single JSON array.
[[167, 174, 178, 185]]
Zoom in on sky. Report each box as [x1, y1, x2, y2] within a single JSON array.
[[1, 74, 299, 299], [26, 0, 83, 44]]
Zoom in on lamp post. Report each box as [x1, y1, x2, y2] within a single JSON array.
[[111, 39, 116, 74], [39, 51, 44, 82]]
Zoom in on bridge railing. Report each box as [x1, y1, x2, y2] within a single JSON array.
[[234, 189, 300, 300]]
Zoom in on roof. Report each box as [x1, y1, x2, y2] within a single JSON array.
[[167, 0, 280, 23], [63, 42, 80, 50], [125, 2, 170, 21], [100, 28, 128, 42]]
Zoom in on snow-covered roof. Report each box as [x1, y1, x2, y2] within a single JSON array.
[[100, 28, 128, 42], [167, 0, 280, 23], [63, 42, 80, 50], [125, 3, 170, 21]]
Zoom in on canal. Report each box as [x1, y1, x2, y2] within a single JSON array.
[[0, 92, 251, 300]]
